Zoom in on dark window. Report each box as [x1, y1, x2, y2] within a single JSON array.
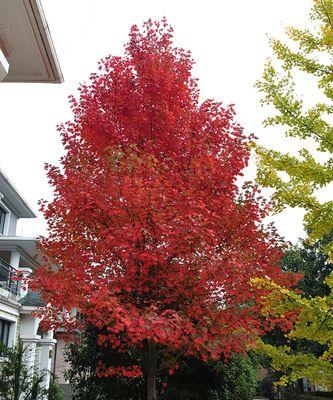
[[0, 319, 11, 347], [0, 207, 6, 234]]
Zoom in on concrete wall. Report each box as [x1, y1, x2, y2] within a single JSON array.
[[60, 384, 73, 400]]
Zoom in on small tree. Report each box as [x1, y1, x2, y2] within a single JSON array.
[[32, 19, 296, 400], [0, 342, 46, 400]]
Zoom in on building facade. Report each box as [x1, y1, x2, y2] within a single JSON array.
[[0, 169, 56, 393]]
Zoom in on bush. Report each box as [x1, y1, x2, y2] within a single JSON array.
[[161, 353, 258, 400]]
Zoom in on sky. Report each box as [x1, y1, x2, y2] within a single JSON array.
[[0, 0, 315, 242]]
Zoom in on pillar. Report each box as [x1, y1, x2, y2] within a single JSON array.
[[39, 330, 57, 396]]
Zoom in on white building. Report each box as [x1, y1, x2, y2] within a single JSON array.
[[0, 169, 56, 392]]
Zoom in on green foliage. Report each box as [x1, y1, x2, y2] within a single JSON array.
[[64, 328, 145, 400], [65, 327, 259, 400], [255, 0, 333, 259], [215, 354, 259, 400], [48, 376, 64, 400], [0, 342, 47, 400], [282, 241, 333, 297], [263, 241, 332, 356], [161, 353, 258, 400]]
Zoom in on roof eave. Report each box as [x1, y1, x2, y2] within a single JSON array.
[[0, 169, 36, 218]]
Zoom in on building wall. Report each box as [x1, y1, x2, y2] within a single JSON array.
[[53, 336, 69, 384], [53, 337, 73, 400]]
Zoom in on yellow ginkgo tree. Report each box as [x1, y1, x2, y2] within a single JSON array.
[[255, 0, 333, 258], [254, 0, 333, 389]]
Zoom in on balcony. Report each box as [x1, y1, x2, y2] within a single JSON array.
[[0, 257, 19, 295]]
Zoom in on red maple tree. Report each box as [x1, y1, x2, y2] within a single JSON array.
[[32, 19, 296, 400]]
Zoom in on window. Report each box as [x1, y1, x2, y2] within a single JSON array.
[[0, 319, 11, 347], [0, 207, 6, 235]]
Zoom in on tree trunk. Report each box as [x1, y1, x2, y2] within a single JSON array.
[[147, 340, 157, 400]]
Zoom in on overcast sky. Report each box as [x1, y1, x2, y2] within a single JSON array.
[[0, 0, 314, 242]]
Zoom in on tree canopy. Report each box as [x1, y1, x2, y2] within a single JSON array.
[[31, 19, 295, 399]]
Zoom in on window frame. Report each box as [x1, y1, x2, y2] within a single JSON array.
[[0, 200, 10, 236], [0, 319, 11, 347], [0, 206, 6, 235]]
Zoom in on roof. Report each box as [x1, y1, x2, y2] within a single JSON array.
[[0, 0, 63, 83], [0, 169, 36, 218], [19, 289, 45, 307]]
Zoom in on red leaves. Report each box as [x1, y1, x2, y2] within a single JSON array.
[[97, 363, 143, 378], [31, 18, 298, 375]]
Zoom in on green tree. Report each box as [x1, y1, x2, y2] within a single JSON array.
[[282, 240, 333, 297], [255, 0, 333, 259]]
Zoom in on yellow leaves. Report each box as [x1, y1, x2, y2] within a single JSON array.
[[252, 275, 333, 389], [326, 273, 333, 288], [256, 336, 333, 388], [320, 24, 333, 47], [255, 0, 333, 388], [312, 0, 333, 47], [256, 0, 333, 258]]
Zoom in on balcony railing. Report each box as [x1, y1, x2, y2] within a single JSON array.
[[0, 257, 19, 295]]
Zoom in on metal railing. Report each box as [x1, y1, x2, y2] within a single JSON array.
[[0, 257, 19, 295]]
